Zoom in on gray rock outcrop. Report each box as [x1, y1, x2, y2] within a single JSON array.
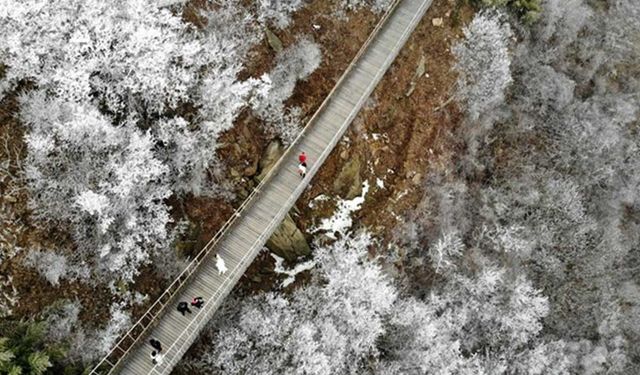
[[266, 213, 311, 261], [333, 154, 363, 199]]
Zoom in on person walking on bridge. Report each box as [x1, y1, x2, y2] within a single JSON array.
[[151, 350, 164, 365], [149, 338, 162, 352], [299, 151, 307, 166], [298, 163, 307, 178], [191, 296, 204, 309], [298, 151, 308, 178], [177, 301, 192, 316]]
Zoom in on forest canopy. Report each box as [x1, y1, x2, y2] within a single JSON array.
[[0, 0, 639, 374]]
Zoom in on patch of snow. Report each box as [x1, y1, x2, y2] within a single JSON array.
[[308, 194, 330, 209], [395, 190, 408, 201], [310, 181, 370, 239], [271, 253, 316, 288], [387, 168, 395, 174], [372, 133, 380, 141], [390, 211, 404, 223], [376, 178, 385, 189]]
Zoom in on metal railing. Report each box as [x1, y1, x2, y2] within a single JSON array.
[[89, 1, 405, 373]]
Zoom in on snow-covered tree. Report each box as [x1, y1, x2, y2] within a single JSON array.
[[253, 39, 322, 143], [23, 250, 89, 286], [453, 11, 513, 119], [340, 0, 394, 13], [3, 0, 274, 283], [429, 230, 464, 274], [1, 0, 267, 196], [20, 92, 171, 281], [0, 0, 217, 114], [187, 231, 561, 375], [193, 234, 397, 374], [378, 267, 550, 374], [255, 0, 305, 29], [395, 0, 640, 372]]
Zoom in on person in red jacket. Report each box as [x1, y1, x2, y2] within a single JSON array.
[[298, 152, 307, 177], [298, 152, 307, 167], [191, 296, 204, 309]]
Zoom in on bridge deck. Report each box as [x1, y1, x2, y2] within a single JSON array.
[[100, 0, 433, 373]]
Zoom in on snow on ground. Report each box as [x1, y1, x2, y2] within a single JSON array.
[[308, 194, 330, 209], [376, 178, 385, 189], [394, 189, 408, 202], [271, 253, 316, 288], [274, 180, 372, 286], [310, 181, 370, 239]]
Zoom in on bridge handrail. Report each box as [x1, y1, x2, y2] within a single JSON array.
[[90, 1, 402, 373]]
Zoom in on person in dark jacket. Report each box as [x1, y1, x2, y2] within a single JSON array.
[[177, 301, 191, 316], [149, 338, 162, 352]]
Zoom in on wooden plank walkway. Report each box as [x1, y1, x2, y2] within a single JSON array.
[[92, 0, 432, 373]]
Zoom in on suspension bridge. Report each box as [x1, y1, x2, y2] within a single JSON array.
[[91, 0, 433, 372]]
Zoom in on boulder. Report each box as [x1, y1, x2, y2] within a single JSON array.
[[416, 55, 426, 78], [333, 155, 362, 199], [265, 28, 283, 52], [266, 213, 311, 261], [412, 173, 423, 185], [256, 140, 285, 182]]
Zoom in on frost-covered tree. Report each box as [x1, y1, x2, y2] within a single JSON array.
[[2, 0, 279, 284], [186, 232, 560, 375], [255, 0, 305, 29], [2, 0, 266, 199], [21, 92, 171, 281], [192, 234, 397, 374], [155, 71, 268, 196], [340, 0, 394, 13], [399, 0, 640, 372], [0, 0, 213, 114], [23, 250, 89, 286], [378, 267, 551, 375], [452, 11, 513, 119], [253, 39, 322, 143], [428, 230, 464, 274]]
